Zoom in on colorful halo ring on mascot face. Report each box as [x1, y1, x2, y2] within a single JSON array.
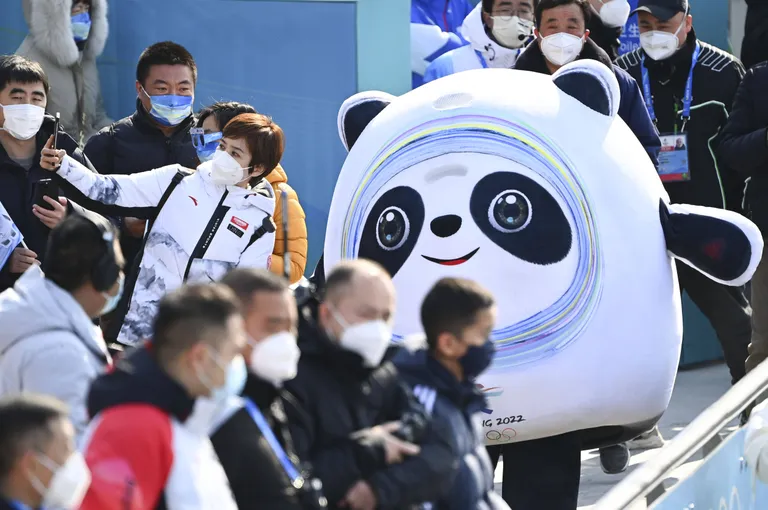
[[339, 113, 603, 370]]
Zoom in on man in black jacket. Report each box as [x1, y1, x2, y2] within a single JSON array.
[[83, 42, 198, 289], [286, 259, 458, 510], [719, 62, 768, 376], [395, 278, 509, 510], [586, 0, 631, 60], [616, 0, 752, 387], [0, 55, 96, 293], [212, 268, 327, 509]]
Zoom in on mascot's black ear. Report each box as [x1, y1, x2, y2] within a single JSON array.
[[660, 200, 763, 286], [337, 91, 395, 152], [552, 60, 620, 118]]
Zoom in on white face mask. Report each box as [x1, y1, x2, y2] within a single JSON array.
[[329, 306, 392, 367], [597, 0, 631, 28], [540, 32, 585, 67], [0, 103, 45, 140], [491, 16, 533, 49], [29, 451, 92, 510], [640, 20, 685, 61], [209, 149, 250, 186], [249, 331, 301, 386]]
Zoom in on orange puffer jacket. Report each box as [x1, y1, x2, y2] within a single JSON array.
[[267, 165, 308, 283]]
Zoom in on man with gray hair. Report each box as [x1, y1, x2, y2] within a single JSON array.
[[286, 259, 458, 510]]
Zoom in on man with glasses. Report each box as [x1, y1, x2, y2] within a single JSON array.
[[424, 0, 536, 83]]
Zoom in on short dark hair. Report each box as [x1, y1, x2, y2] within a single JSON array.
[[136, 41, 198, 87], [535, 0, 590, 28], [0, 55, 49, 96], [152, 284, 241, 363], [323, 259, 388, 304], [220, 268, 289, 308], [421, 278, 495, 351], [484, 0, 539, 13], [42, 213, 117, 292], [0, 394, 68, 482], [197, 102, 257, 132], [222, 113, 285, 173]]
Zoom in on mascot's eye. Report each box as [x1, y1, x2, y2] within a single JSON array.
[[488, 190, 532, 233], [377, 206, 410, 251]]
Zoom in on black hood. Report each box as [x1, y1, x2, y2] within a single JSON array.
[[394, 348, 487, 414], [515, 36, 613, 74], [87, 344, 196, 422], [297, 298, 376, 382]]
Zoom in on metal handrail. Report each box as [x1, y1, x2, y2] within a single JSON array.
[[594, 359, 768, 510]]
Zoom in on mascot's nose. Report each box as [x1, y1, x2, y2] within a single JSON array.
[[430, 215, 463, 238]]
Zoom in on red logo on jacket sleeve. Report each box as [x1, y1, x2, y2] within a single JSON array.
[[188, 196, 198, 206], [231, 216, 249, 230]]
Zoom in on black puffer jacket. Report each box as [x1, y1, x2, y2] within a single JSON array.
[[616, 30, 746, 211], [719, 62, 768, 235], [284, 298, 457, 510], [0, 115, 97, 292], [211, 373, 326, 509], [395, 349, 509, 510], [83, 100, 198, 266]]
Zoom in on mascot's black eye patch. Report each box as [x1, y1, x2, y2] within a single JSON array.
[[359, 186, 425, 277], [470, 172, 572, 265]]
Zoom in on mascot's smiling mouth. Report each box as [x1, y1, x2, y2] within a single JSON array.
[[422, 248, 480, 266]]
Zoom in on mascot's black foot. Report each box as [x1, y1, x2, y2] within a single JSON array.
[[599, 443, 630, 474]]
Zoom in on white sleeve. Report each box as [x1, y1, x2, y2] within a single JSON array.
[[411, 23, 464, 76], [238, 230, 276, 270], [58, 155, 181, 209]]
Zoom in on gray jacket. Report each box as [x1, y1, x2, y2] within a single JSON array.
[[0, 267, 111, 440], [16, 0, 112, 143]]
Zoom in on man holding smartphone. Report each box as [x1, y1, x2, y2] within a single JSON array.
[[0, 55, 94, 292]]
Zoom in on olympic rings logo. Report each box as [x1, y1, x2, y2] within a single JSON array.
[[486, 428, 517, 443]]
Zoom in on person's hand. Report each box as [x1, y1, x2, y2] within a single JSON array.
[[123, 217, 147, 238], [340, 481, 377, 510], [40, 135, 67, 171], [8, 248, 39, 274], [32, 196, 68, 229], [351, 421, 421, 464]]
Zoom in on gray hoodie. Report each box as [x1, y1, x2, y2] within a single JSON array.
[[0, 266, 111, 440]]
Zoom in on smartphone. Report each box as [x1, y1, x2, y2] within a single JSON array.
[[34, 179, 59, 211], [53, 112, 60, 149]]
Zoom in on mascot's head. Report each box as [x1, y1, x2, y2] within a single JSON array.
[[325, 62, 762, 375]]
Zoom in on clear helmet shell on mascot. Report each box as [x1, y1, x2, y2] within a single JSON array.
[[324, 61, 763, 448]]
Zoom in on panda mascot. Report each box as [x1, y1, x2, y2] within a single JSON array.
[[320, 62, 763, 508]]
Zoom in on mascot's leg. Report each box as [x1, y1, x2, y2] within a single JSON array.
[[496, 432, 582, 510], [677, 261, 751, 384], [747, 244, 768, 374]]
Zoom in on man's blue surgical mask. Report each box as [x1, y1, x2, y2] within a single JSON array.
[[191, 128, 223, 162], [71, 12, 91, 43], [141, 86, 194, 127]]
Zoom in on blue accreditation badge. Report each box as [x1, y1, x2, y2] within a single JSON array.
[[657, 133, 691, 182]]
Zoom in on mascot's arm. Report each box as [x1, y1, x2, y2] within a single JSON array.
[[660, 201, 764, 286], [368, 416, 459, 509]]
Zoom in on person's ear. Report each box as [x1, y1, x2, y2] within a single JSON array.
[[584, 28, 591, 39], [135, 81, 143, 97], [482, 10, 493, 28], [436, 332, 461, 358], [534, 27, 540, 40]]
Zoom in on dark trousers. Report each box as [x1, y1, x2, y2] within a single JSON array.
[[487, 431, 582, 510], [677, 261, 751, 383]]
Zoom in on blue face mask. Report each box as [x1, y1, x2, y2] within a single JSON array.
[[141, 87, 194, 127], [99, 274, 124, 316], [210, 353, 248, 402], [71, 12, 91, 42], [191, 128, 223, 162]]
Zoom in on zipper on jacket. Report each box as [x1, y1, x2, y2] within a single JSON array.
[[183, 191, 231, 281]]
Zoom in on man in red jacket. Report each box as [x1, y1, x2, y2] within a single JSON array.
[[79, 283, 246, 510]]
